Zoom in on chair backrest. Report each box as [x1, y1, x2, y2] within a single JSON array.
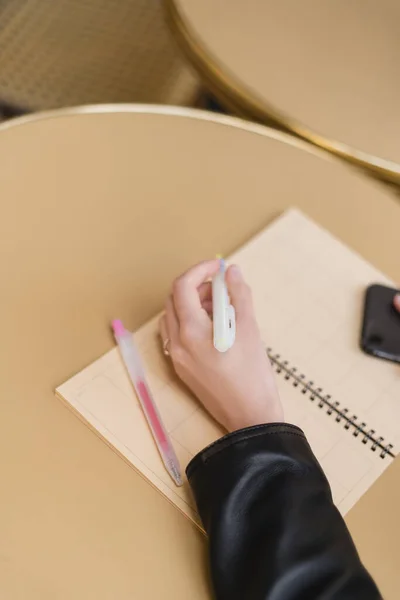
[[0, 0, 198, 111]]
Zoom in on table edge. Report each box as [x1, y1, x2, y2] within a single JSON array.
[[164, 0, 400, 180]]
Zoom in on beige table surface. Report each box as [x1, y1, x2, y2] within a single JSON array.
[[167, 0, 400, 181], [1, 105, 399, 599]]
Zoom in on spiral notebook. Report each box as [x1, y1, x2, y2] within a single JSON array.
[[56, 209, 400, 528]]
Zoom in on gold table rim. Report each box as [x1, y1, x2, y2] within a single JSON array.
[[0, 102, 333, 160], [164, 0, 400, 182]]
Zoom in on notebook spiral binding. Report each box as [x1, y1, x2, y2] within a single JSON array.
[[266, 348, 395, 460]]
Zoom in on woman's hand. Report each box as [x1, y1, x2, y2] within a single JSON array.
[[394, 293, 400, 313], [159, 260, 283, 432]]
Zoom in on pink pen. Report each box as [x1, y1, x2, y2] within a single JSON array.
[[112, 319, 183, 487]]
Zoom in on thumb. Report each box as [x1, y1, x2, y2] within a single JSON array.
[[226, 265, 253, 319]]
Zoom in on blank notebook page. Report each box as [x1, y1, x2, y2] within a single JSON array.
[[56, 209, 400, 527]]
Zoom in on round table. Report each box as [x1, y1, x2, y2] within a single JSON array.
[[1, 105, 399, 599], [166, 0, 400, 182]]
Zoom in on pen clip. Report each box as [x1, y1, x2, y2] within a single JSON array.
[[227, 304, 236, 347], [212, 258, 236, 352]]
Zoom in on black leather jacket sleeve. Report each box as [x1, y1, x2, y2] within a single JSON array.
[[186, 423, 381, 600]]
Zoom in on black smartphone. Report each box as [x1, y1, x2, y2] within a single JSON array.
[[361, 284, 400, 363]]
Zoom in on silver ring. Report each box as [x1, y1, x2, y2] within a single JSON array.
[[163, 338, 170, 356]]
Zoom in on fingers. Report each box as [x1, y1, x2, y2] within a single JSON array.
[[198, 281, 212, 303], [159, 314, 169, 344], [198, 281, 212, 316], [394, 293, 400, 313], [164, 296, 180, 346], [226, 264, 253, 322], [201, 300, 213, 316], [173, 259, 219, 323]]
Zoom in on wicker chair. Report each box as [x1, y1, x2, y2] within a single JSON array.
[[0, 0, 199, 114]]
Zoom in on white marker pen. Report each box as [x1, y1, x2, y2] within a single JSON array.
[[212, 258, 236, 352]]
